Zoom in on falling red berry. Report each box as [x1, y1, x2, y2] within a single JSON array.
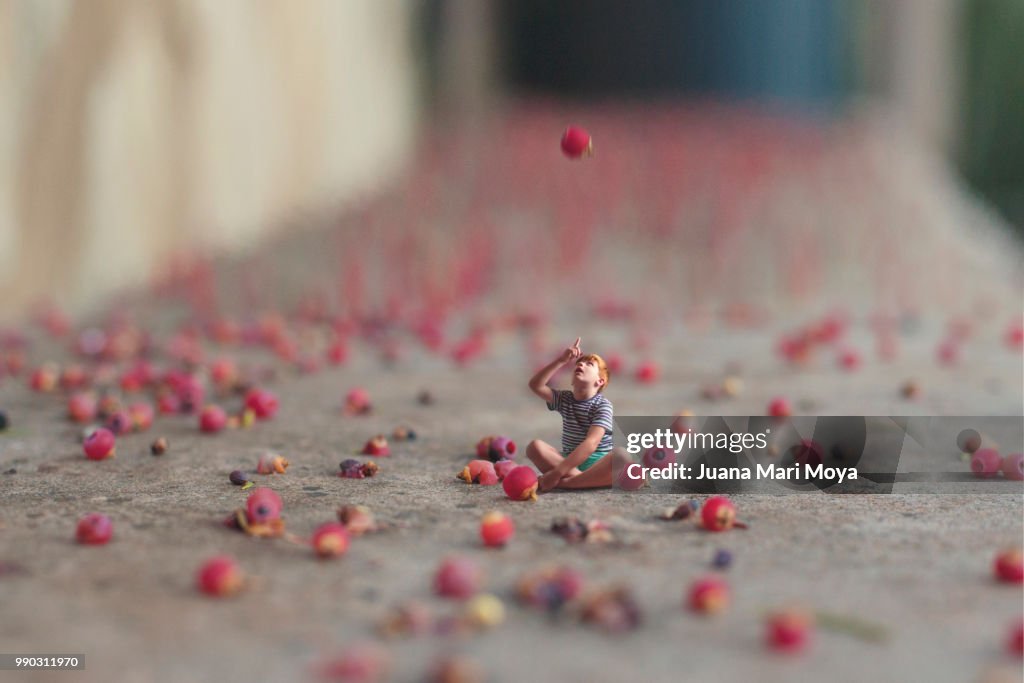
[[560, 126, 593, 159], [971, 449, 1002, 478], [1001, 453, 1023, 481], [767, 397, 791, 418], [994, 549, 1023, 583]]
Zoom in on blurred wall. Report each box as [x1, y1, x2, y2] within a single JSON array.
[[0, 0, 419, 320]]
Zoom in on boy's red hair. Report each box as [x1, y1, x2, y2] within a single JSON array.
[[579, 353, 610, 392]]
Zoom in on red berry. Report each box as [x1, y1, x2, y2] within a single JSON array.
[[434, 557, 481, 599], [361, 435, 391, 456], [199, 405, 227, 433], [312, 522, 350, 559], [75, 513, 113, 545], [701, 496, 736, 532], [1006, 323, 1024, 351], [157, 393, 180, 415], [1008, 619, 1023, 656], [29, 363, 59, 392], [480, 511, 514, 548], [209, 357, 238, 389], [767, 397, 791, 417], [502, 466, 538, 501], [67, 393, 98, 423], [971, 449, 1002, 478], [766, 609, 813, 652], [560, 126, 593, 159], [196, 555, 244, 597], [687, 576, 729, 614], [105, 410, 134, 435], [326, 340, 348, 365], [83, 428, 116, 460], [243, 388, 278, 420], [994, 549, 1023, 583], [457, 460, 498, 485], [1001, 453, 1023, 481], [634, 361, 659, 384], [246, 487, 283, 524]]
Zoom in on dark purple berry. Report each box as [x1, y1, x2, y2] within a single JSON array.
[[712, 549, 733, 569], [229, 470, 249, 486]]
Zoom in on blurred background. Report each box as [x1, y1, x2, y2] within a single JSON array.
[[1, 0, 1021, 320]]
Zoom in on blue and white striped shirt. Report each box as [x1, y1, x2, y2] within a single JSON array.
[[546, 389, 614, 454]]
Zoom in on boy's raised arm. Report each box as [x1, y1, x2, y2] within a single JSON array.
[[528, 337, 581, 402]]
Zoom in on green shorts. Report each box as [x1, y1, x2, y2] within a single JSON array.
[[565, 449, 611, 472]]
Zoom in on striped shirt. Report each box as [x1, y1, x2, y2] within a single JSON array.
[[546, 389, 614, 454]]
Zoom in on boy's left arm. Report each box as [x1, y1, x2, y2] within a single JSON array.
[[538, 425, 605, 492]]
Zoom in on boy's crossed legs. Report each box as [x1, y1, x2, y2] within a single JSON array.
[[525, 439, 613, 489]]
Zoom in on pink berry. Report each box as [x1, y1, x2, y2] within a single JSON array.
[[502, 466, 538, 501], [837, 348, 861, 371], [488, 436, 516, 461], [246, 487, 283, 524], [971, 448, 1002, 478], [67, 392, 98, 423], [434, 557, 482, 599], [937, 340, 959, 366], [199, 405, 227, 433], [480, 511, 514, 547], [105, 410, 134, 435], [83, 428, 116, 460], [243, 388, 278, 420], [128, 402, 154, 431], [994, 549, 1023, 583], [701, 496, 736, 532], [687, 576, 729, 614], [766, 609, 813, 652], [75, 513, 113, 545], [326, 340, 348, 365], [1001, 453, 1023, 481], [312, 522, 350, 559], [560, 126, 593, 159], [642, 447, 675, 470], [343, 387, 372, 415], [196, 555, 244, 597], [494, 459, 516, 480]]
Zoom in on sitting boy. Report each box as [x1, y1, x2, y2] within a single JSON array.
[[527, 337, 614, 491]]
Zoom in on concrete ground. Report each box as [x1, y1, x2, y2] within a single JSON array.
[[1, 306, 1022, 683]]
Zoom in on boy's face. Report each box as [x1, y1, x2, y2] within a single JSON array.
[[573, 357, 604, 390]]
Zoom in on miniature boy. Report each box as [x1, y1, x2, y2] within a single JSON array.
[[527, 337, 614, 491]]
